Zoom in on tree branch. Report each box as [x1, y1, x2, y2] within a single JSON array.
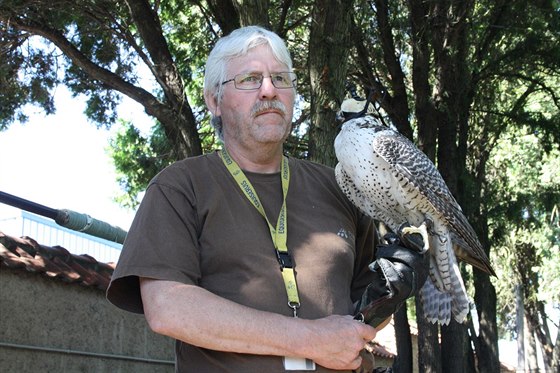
[[370, 0, 412, 137], [124, 0, 186, 108], [5, 15, 164, 113]]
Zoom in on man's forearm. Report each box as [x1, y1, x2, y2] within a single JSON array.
[[141, 278, 303, 355], [139, 278, 377, 370]]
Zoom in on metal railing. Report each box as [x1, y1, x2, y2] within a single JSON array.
[[19, 211, 122, 263]]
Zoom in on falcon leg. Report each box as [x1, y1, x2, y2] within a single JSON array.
[[398, 218, 433, 254]]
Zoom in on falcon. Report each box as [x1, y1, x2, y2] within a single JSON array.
[[334, 99, 495, 325]]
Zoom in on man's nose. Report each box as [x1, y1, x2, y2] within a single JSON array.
[[258, 76, 278, 99]]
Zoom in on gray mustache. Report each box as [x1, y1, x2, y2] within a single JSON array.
[[251, 101, 287, 117]]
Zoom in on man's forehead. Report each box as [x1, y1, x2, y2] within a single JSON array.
[[227, 45, 288, 73]]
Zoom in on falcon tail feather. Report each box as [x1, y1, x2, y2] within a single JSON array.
[[419, 280, 452, 325], [452, 241, 496, 276]]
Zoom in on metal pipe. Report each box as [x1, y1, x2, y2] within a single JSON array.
[[0, 191, 58, 220], [0, 341, 174, 365], [0, 190, 127, 244]]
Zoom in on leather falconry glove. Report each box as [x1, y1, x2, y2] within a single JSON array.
[[354, 224, 430, 327]]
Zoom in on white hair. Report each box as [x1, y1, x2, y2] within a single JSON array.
[[203, 26, 294, 140]]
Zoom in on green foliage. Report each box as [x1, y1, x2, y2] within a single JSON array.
[[158, 2, 210, 109], [0, 35, 58, 128], [0, 0, 138, 129], [108, 115, 224, 209], [487, 128, 560, 337], [108, 119, 174, 209]]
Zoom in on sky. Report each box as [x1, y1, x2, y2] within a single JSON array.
[[0, 87, 153, 234]]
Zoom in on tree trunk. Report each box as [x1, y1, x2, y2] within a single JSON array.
[[232, 0, 270, 27], [517, 240, 558, 372], [525, 314, 540, 372], [516, 285, 526, 371], [471, 201, 500, 372], [372, 0, 411, 138], [552, 320, 560, 373], [431, 1, 476, 369], [205, 0, 241, 34], [125, 0, 202, 159], [393, 305, 413, 372], [441, 320, 474, 373], [407, 3, 443, 371], [540, 301, 560, 372], [408, 0, 437, 160], [473, 270, 500, 373], [416, 296, 441, 373], [472, 199, 500, 373], [307, 0, 354, 166], [469, 69, 501, 373]]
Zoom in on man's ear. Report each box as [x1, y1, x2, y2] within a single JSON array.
[[204, 91, 221, 117]]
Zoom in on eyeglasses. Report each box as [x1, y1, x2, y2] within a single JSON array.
[[221, 72, 297, 90]]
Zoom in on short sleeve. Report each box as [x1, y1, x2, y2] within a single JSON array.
[[106, 180, 201, 314]]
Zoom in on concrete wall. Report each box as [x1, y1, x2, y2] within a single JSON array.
[[0, 268, 174, 372]]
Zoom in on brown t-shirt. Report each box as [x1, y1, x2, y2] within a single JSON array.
[[107, 151, 377, 372]]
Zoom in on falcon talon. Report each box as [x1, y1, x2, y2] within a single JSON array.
[[400, 222, 430, 254]]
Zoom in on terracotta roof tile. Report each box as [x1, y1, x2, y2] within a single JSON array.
[[0, 231, 114, 291]]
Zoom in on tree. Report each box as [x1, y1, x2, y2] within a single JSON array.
[[307, 0, 354, 166], [347, 2, 559, 371], [1, 0, 203, 160], [486, 129, 560, 372], [2, 0, 559, 371]]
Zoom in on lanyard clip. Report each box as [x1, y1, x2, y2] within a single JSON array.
[[276, 250, 293, 268], [289, 301, 300, 318]]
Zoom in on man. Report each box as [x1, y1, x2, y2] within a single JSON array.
[[107, 25, 423, 372]]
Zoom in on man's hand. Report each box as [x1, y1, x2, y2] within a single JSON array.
[[300, 315, 376, 371], [354, 225, 430, 327]]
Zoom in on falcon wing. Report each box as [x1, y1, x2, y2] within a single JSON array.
[[372, 130, 495, 276]]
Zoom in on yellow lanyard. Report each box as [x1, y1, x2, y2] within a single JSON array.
[[219, 149, 301, 317]]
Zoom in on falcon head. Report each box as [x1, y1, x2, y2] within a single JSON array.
[[339, 112, 388, 136], [337, 91, 377, 123]]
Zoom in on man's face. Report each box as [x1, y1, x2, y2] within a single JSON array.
[[211, 44, 295, 149]]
